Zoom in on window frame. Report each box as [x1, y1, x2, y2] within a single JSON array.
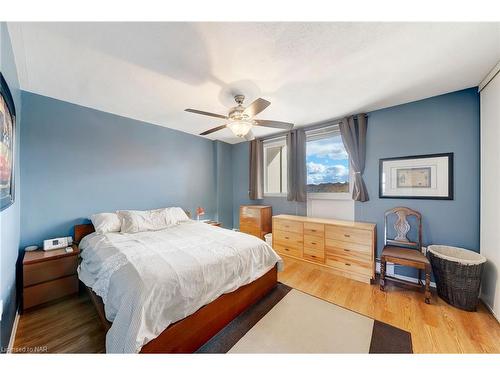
[[263, 136, 288, 197], [305, 125, 353, 201]]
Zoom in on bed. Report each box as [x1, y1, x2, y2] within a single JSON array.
[[74, 220, 282, 353]]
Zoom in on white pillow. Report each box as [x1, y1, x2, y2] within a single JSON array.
[[90, 212, 122, 234], [117, 208, 175, 234], [169, 207, 190, 223]]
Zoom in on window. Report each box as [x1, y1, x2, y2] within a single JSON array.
[[306, 126, 350, 194], [264, 138, 287, 195]]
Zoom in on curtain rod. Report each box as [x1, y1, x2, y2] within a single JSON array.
[[258, 114, 368, 142]]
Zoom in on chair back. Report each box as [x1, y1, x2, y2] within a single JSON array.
[[384, 207, 422, 250]]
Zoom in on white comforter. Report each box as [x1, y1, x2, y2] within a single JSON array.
[[78, 221, 282, 353]]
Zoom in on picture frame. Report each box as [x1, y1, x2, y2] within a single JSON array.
[[0, 72, 16, 211], [379, 153, 453, 200]]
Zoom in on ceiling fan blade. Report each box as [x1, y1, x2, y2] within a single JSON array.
[[199, 124, 228, 136], [253, 119, 294, 130], [243, 98, 271, 117], [185, 108, 228, 120], [244, 130, 255, 141]]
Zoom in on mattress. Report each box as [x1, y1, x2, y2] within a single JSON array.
[[78, 220, 282, 353]]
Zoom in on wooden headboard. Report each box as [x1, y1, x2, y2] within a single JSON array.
[[74, 223, 95, 244], [73, 209, 192, 244]]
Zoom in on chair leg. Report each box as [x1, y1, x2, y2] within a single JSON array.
[[380, 257, 386, 291], [424, 266, 431, 304]]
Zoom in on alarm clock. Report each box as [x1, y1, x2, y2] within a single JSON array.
[[43, 236, 73, 251]]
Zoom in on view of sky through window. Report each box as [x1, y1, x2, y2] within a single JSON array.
[[306, 134, 349, 193]]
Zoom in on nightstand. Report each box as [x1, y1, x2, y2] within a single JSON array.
[[22, 245, 80, 312], [205, 220, 222, 227]]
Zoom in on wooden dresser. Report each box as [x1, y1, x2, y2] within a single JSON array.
[[272, 214, 376, 283], [22, 246, 80, 311], [240, 205, 272, 240]]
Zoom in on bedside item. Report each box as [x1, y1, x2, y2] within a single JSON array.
[[0, 73, 16, 211], [205, 220, 222, 227], [43, 236, 72, 251], [428, 245, 486, 311], [379, 207, 432, 304], [240, 205, 272, 240], [22, 245, 80, 311], [379, 153, 453, 200], [272, 214, 376, 284], [90, 212, 121, 234], [196, 207, 205, 221], [24, 245, 39, 252]]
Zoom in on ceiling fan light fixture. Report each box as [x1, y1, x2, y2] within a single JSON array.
[[227, 119, 253, 138]]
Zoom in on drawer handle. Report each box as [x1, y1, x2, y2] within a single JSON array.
[[311, 242, 317, 245], [285, 236, 289, 240], [285, 248, 289, 251], [343, 249, 350, 252], [311, 229, 316, 232], [345, 263, 351, 266], [344, 234, 351, 238], [311, 255, 316, 258]]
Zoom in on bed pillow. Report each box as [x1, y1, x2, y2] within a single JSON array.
[[169, 207, 190, 223], [90, 212, 122, 234], [117, 208, 175, 234]]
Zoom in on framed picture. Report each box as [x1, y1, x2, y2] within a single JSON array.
[[379, 153, 453, 200], [1, 73, 16, 211]]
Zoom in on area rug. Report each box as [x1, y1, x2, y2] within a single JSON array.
[[197, 283, 412, 353]]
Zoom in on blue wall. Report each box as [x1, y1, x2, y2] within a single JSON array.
[[356, 88, 480, 277], [231, 142, 306, 229], [214, 141, 234, 228], [0, 23, 22, 350], [20, 92, 233, 248]]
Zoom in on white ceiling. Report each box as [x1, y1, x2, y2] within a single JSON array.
[[7, 22, 500, 143]]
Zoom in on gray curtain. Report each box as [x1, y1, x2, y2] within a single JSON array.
[[248, 139, 264, 200], [287, 129, 307, 202], [339, 114, 369, 202]]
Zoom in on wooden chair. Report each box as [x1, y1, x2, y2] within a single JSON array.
[[380, 207, 431, 304]]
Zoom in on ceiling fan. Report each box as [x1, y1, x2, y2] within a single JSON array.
[[185, 95, 294, 141]]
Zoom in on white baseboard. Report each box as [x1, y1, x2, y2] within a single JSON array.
[[375, 260, 436, 288], [6, 309, 20, 354], [480, 298, 500, 323]]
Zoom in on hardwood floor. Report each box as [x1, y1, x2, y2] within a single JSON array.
[[13, 256, 500, 353]]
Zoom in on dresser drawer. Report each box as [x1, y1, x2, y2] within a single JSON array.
[[274, 243, 302, 258], [325, 238, 371, 254], [325, 225, 372, 245], [304, 246, 325, 262], [327, 247, 372, 263], [274, 219, 303, 234], [303, 222, 324, 236], [23, 255, 78, 287], [23, 275, 79, 310], [240, 224, 262, 239], [325, 254, 372, 277], [304, 235, 324, 250], [274, 230, 303, 245]]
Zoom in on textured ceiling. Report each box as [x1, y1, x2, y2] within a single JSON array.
[[7, 22, 500, 143]]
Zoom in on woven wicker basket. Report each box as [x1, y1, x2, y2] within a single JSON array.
[[428, 245, 486, 311]]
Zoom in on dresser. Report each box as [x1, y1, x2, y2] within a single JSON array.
[[240, 205, 272, 239], [22, 245, 80, 311], [272, 214, 376, 283]]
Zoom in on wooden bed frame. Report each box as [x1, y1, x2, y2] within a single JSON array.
[[74, 223, 278, 353]]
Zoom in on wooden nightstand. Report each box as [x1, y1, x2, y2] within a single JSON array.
[[22, 245, 80, 312], [205, 220, 222, 227]]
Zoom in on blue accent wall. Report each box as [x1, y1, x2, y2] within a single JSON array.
[[356, 88, 480, 277], [0, 22, 22, 350], [231, 142, 306, 229], [20, 92, 233, 248], [214, 140, 234, 229]]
